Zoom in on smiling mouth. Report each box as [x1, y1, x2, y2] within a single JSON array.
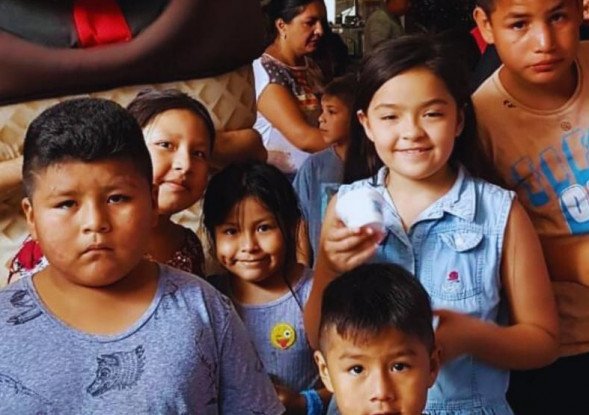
[[162, 181, 189, 191], [397, 148, 431, 154]]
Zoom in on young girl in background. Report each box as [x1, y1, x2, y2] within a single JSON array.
[[126, 88, 215, 276], [9, 89, 213, 279], [305, 35, 559, 414], [203, 161, 329, 414]]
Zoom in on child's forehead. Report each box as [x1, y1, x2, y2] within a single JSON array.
[[490, 0, 581, 14], [321, 94, 348, 106], [323, 325, 426, 350], [34, 159, 149, 190]]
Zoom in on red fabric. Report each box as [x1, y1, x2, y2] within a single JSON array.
[[470, 27, 488, 54], [73, 0, 132, 48]]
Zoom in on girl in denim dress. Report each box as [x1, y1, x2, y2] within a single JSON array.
[[305, 34, 559, 415]]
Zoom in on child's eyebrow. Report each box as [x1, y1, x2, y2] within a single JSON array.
[[504, 0, 566, 19], [373, 99, 449, 111], [548, 1, 567, 14]]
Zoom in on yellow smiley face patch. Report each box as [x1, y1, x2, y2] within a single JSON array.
[[270, 322, 296, 350]]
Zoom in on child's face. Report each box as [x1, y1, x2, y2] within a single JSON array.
[[214, 196, 286, 285], [22, 159, 157, 287], [318, 94, 351, 146], [474, 0, 582, 90], [357, 66, 463, 185], [315, 326, 438, 415], [143, 108, 210, 216]]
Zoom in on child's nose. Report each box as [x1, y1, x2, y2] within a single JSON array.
[[82, 203, 111, 233], [532, 23, 556, 52], [172, 149, 191, 173], [400, 117, 424, 141], [370, 370, 395, 402], [240, 232, 259, 252]]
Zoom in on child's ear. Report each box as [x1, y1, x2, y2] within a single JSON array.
[[314, 350, 335, 393], [21, 197, 38, 241], [473, 6, 495, 45], [455, 107, 466, 138], [357, 110, 375, 143], [428, 346, 441, 388]]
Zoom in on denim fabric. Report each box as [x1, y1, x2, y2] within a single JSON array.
[[293, 147, 344, 266], [337, 167, 515, 415]]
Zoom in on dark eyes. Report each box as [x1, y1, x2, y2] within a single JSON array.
[[192, 150, 207, 160], [153, 141, 207, 159], [510, 20, 526, 30], [221, 228, 237, 236], [392, 362, 409, 372], [257, 223, 273, 232], [55, 200, 76, 209], [348, 365, 364, 375], [54, 194, 129, 209], [108, 194, 130, 204], [154, 141, 173, 149]]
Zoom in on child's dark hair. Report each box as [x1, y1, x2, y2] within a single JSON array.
[[322, 73, 357, 110], [475, 0, 495, 15], [318, 263, 435, 353], [203, 161, 302, 279], [262, 0, 320, 44], [344, 33, 490, 184], [126, 88, 216, 152], [22, 98, 152, 197]]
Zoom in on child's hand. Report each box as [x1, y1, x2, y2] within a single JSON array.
[[433, 309, 477, 366], [273, 382, 306, 415], [322, 217, 382, 274]]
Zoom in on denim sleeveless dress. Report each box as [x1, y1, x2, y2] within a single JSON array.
[[337, 167, 515, 415]]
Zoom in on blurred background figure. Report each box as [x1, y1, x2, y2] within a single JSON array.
[[363, 0, 411, 53]]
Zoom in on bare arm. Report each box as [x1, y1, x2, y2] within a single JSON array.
[[435, 200, 559, 369], [257, 84, 327, 154], [304, 197, 381, 349], [0, 156, 23, 196], [210, 129, 267, 170]]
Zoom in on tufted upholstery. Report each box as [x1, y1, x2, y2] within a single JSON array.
[[0, 66, 256, 285]]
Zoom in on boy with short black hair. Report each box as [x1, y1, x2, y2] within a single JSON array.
[[472, 0, 589, 412], [314, 263, 439, 415], [0, 98, 283, 414], [293, 73, 356, 266]]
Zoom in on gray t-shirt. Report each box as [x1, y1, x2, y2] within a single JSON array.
[[0, 264, 284, 415], [210, 268, 318, 393]]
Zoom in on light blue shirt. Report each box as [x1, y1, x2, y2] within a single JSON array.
[[0, 265, 284, 415], [210, 268, 318, 393], [337, 167, 515, 415], [293, 147, 344, 266]]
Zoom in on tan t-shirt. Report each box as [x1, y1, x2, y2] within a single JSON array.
[[473, 41, 589, 356]]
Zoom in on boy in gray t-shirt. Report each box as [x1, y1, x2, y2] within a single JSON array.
[[0, 98, 283, 415]]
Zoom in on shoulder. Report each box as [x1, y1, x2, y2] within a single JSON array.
[[299, 148, 334, 171], [578, 41, 589, 72], [0, 277, 36, 316], [338, 170, 381, 196], [366, 9, 388, 24], [158, 265, 235, 323], [472, 67, 502, 107], [465, 172, 514, 198], [465, 173, 515, 225]]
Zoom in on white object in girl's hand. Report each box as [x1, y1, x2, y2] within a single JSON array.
[[336, 187, 386, 234]]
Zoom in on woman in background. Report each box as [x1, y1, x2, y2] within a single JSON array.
[[254, 0, 328, 178]]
